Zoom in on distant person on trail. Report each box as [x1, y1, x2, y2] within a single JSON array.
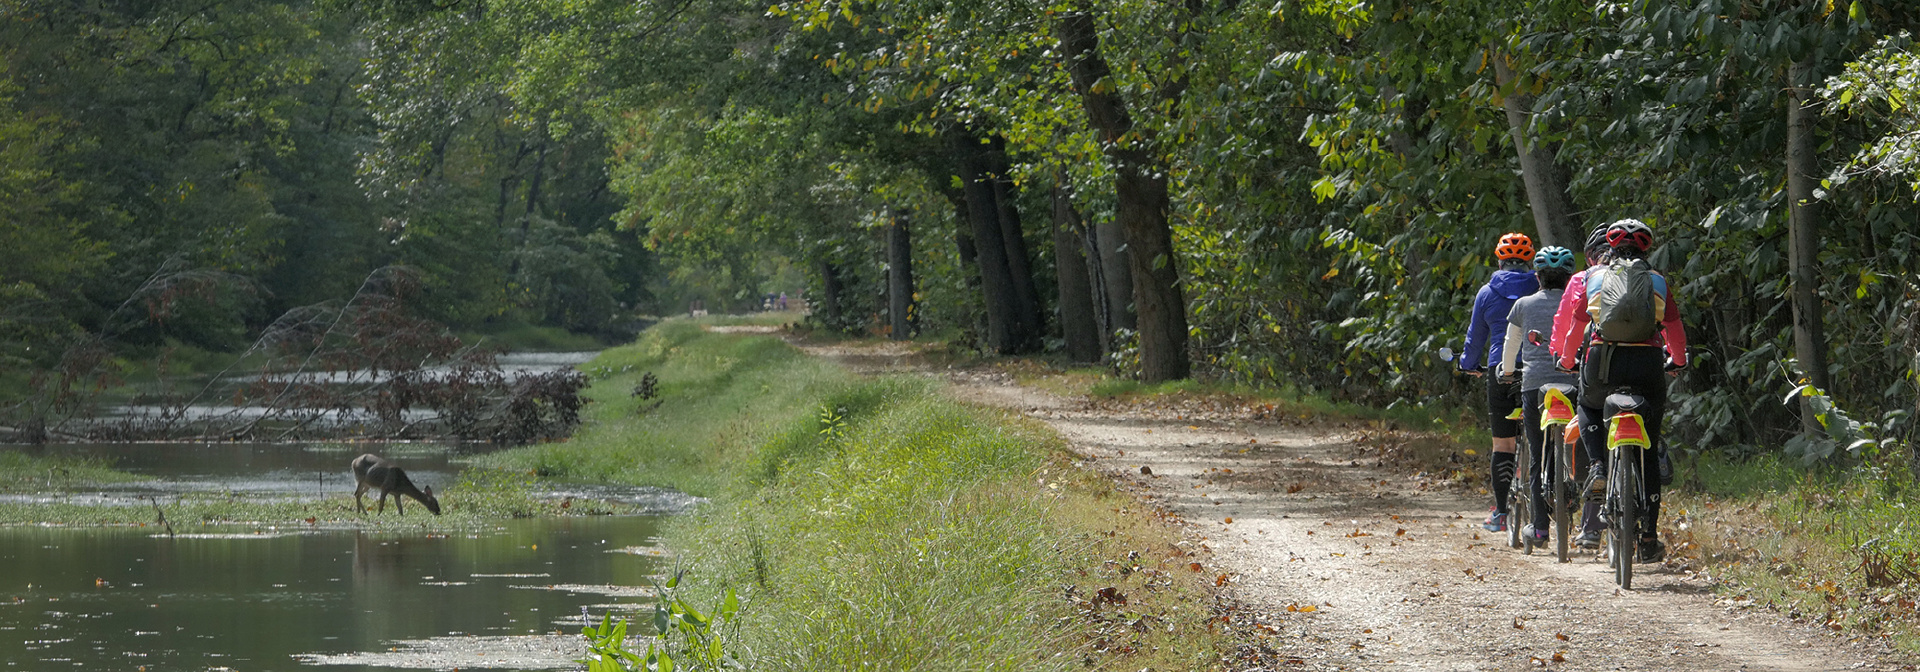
[[1496, 246, 1581, 546], [1459, 232, 1539, 533], [1551, 218, 1689, 563], [778, 292, 789, 310]]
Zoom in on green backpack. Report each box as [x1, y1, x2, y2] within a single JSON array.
[[1587, 258, 1663, 343]]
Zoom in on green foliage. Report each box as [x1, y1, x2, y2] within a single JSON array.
[[1824, 32, 1920, 194], [579, 577, 747, 672], [1781, 375, 1910, 466]]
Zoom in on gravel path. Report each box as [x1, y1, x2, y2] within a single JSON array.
[[784, 333, 1914, 672]]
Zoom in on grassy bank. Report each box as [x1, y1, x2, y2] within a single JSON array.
[[479, 321, 1247, 670], [1665, 457, 1920, 651]]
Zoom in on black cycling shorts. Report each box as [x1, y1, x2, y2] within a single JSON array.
[[1487, 375, 1522, 439]]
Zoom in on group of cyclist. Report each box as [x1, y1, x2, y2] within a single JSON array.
[[1456, 218, 1687, 565]]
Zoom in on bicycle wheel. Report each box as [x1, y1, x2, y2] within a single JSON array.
[[1511, 443, 1529, 552], [1614, 449, 1640, 590], [1551, 427, 1570, 563]]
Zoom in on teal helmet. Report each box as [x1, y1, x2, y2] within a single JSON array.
[[1534, 246, 1576, 273]]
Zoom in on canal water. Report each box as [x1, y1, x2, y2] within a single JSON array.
[[0, 515, 668, 670], [1, 351, 683, 670]]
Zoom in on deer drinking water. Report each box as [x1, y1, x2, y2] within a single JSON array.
[[350, 454, 442, 515]]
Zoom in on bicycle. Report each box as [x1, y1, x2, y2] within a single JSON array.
[[1439, 346, 1531, 551], [1600, 386, 1651, 589], [1579, 357, 1680, 590], [1518, 382, 1576, 561], [1524, 330, 1583, 563]]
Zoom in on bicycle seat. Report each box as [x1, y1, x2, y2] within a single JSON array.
[[1604, 392, 1647, 416], [1538, 383, 1576, 397]]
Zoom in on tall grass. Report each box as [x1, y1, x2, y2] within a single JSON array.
[[1665, 456, 1920, 651], [480, 320, 1235, 670], [474, 321, 853, 496]]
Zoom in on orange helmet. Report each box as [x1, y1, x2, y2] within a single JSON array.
[[1495, 233, 1535, 262]]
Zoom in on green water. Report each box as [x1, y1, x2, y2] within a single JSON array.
[[0, 515, 666, 670]]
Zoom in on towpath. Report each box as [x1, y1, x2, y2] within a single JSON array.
[[790, 335, 1912, 672]]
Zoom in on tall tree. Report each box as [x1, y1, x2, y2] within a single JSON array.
[[1057, 10, 1190, 381], [1786, 54, 1832, 430], [1493, 58, 1582, 249]]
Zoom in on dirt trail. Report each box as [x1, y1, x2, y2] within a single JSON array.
[[790, 337, 1911, 672]]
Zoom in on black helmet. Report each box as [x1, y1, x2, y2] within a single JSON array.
[[1584, 224, 1610, 254]]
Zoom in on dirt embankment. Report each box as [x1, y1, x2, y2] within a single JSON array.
[[798, 337, 1913, 672]]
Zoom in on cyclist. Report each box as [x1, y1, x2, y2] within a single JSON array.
[[1551, 219, 1689, 563], [1548, 223, 1616, 548], [1494, 246, 1580, 545], [1458, 232, 1538, 532]]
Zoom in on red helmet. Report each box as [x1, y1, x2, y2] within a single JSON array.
[[1494, 233, 1535, 262], [1605, 219, 1653, 252]]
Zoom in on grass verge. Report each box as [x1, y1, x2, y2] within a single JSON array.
[[479, 320, 1251, 670], [1664, 456, 1920, 653]]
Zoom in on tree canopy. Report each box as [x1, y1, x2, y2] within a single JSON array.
[[3, 0, 1918, 459]]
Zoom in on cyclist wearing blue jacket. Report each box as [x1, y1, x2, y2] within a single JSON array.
[[1459, 232, 1539, 532], [1497, 246, 1581, 545]]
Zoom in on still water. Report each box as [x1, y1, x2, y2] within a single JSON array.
[[2, 438, 687, 670], [0, 516, 668, 671]]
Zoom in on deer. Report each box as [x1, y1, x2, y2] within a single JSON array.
[[350, 453, 442, 515]]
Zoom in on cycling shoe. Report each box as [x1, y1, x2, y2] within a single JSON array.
[[1482, 510, 1508, 533], [1637, 538, 1666, 564]]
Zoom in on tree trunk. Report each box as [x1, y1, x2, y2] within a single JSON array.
[[986, 137, 1046, 342], [1787, 57, 1831, 434], [942, 188, 983, 290], [1092, 216, 1134, 335], [1057, 11, 1189, 381], [1052, 179, 1101, 362], [886, 209, 915, 341], [523, 142, 548, 218], [1493, 58, 1582, 249], [952, 130, 1037, 353], [819, 260, 846, 332]]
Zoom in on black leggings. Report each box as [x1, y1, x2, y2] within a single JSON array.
[[1576, 345, 1665, 538]]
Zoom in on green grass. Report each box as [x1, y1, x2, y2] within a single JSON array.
[[481, 318, 1240, 670], [476, 319, 853, 496], [1665, 455, 1920, 652], [0, 451, 149, 492]]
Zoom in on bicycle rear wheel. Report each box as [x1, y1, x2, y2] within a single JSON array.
[[1613, 449, 1640, 590], [1551, 427, 1570, 563], [1512, 442, 1530, 552]]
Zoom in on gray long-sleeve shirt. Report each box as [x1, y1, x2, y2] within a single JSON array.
[[1499, 289, 1580, 392]]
